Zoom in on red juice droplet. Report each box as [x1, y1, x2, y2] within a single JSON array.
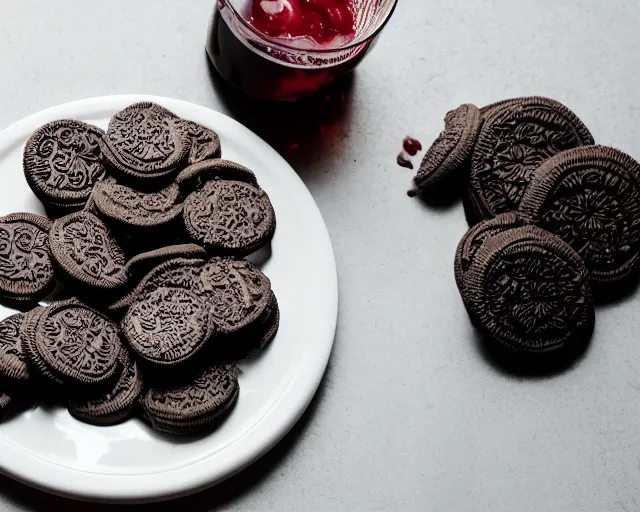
[[403, 136, 422, 156], [397, 151, 413, 170]]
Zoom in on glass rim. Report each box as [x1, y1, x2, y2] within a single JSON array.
[[222, 0, 399, 53]]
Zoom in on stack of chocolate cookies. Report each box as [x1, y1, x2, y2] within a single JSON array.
[[0, 102, 278, 435], [414, 97, 640, 364]]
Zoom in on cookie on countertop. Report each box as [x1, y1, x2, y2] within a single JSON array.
[[469, 96, 594, 219], [454, 212, 523, 295], [463, 225, 594, 354], [518, 145, 640, 283], [23, 120, 106, 212], [414, 104, 481, 192]]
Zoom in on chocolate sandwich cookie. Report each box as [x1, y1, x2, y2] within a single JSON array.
[[49, 211, 128, 293], [464, 225, 594, 353], [200, 257, 274, 338], [175, 120, 222, 165], [518, 145, 640, 283], [23, 120, 106, 212], [454, 212, 523, 294], [124, 244, 207, 283], [101, 102, 189, 184], [183, 180, 276, 256], [0, 314, 30, 386], [122, 287, 214, 366], [106, 257, 207, 315], [414, 104, 482, 191], [32, 299, 122, 387], [139, 363, 239, 436], [175, 159, 258, 196], [469, 97, 594, 218], [0, 213, 54, 301], [218, 291, 280, 361], [68, 349, 143, 426], [92, 177, 183, 231]]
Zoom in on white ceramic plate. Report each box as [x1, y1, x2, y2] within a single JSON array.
[[0, 95, 338, 503]]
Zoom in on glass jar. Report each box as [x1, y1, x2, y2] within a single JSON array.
[[206, 0, 398, 101]]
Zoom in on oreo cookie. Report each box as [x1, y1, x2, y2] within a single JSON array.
[[464, 225, 594, 354], [67, 349, 143, 426], [199, 258, 277, 359], [122, 287, 215, 366], [92, 177, 183, 232], [139, 363, 239, 436], [175, 159, 258, 196], [0, 313, 30, 386], [183, 180, 275, 256], [32, 299, 122, 387], [49, 211, 128, 293], [23, 120, 106, 212], [124, 244, 207, 283], [518, 145, 640, 283], [469, 97, 594, 218], [219, 291, 280, 361], [454, 212, 523, 294], [414, 104, 481, 191], [176, 120, 222, 165], [106, 257, 206, 315], [101, 102, 189, 184], [0, 213, 54, 301]]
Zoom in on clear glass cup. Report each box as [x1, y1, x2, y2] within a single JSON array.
[[206, 0, 398, 101]]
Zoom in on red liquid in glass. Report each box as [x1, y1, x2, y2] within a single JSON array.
[[207, 0, 372, 101], [249, 0, 355, 44]]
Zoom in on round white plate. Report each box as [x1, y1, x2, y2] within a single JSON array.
[[0, 95, 338, 503]]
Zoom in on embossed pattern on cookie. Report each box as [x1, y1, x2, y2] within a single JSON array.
[[464, 226, 594, 353], [414, 104, 481, 190], [23, 120, 106, 208], [0, 313, 30, 384], [101, 102, 188, 181], [68, 349, 143, 425], [470, 97, 594, 218], [0, 213, 54, 300], [175, 120, 222, 165], [518, 145, 640, 283], [34, 300, 122, 386], [49, 211, 127, 290], [122, 287, 214, 365], [92, 177, 183, 229], [454, 212, 523, 294], [183, 180, 275, 256], [175, 159, 259, 195], [140, 363, 239, 435], [199, 258, 273, 335]]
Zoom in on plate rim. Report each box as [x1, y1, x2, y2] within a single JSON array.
[[0, 94, 338, 503]]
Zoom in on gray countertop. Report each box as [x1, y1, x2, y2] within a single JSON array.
[[2, 0, 640, 510]]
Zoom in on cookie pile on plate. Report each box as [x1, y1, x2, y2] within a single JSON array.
[[0, 102, 278, 435], [415, 97, 640, 361]]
